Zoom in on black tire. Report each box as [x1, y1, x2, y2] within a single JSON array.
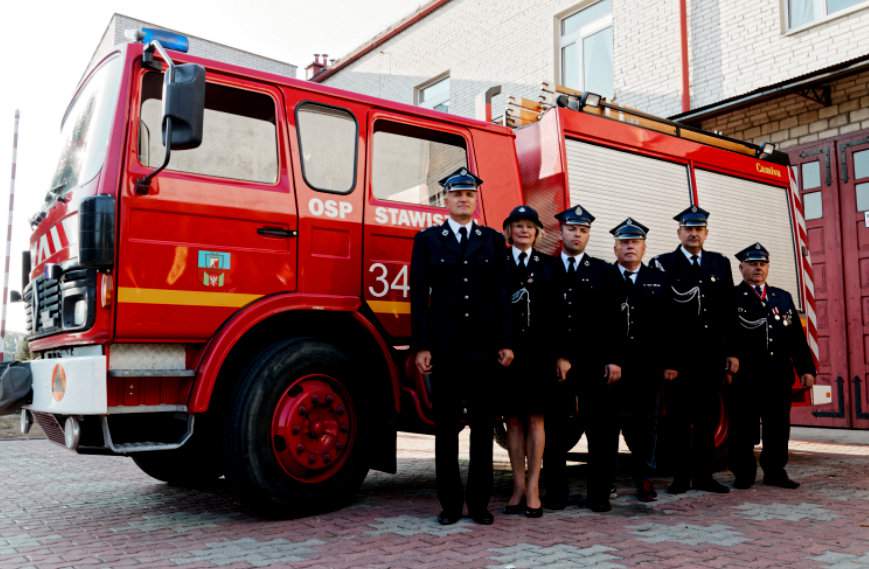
[[225, 338, 369, 515], [131, 416, 223, 486]]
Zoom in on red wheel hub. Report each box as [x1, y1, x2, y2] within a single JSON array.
[[271, 374, 354, 483]]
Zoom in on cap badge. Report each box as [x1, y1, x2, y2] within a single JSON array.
[[755, 244, 761, 249], [518, 207, 526, 212], [459, 168, 468, 175], [690, 206, 698, 213], [575, 206, 583, 215], [626, 217, 634, 225]]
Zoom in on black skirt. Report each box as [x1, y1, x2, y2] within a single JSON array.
[[500, 347, 551, 417]]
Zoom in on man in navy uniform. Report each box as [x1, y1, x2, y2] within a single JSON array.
[[730, 242, 816, 489], [410, 167, 514, 525], [610, 218, 679, 502], [544, 204, 623, 512], [651, 206, 738, 494]]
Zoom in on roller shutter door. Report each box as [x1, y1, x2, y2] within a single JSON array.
[[564, 138, 693, 262], [695, 169, 801, 309]]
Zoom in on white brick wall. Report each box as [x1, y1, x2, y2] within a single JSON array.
[[322, 0, 869, 118]]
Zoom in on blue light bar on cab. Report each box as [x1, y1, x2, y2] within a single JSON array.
[[131, 27, 190, 53]]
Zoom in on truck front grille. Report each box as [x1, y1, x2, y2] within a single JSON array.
[[24, 268, 95, 338]]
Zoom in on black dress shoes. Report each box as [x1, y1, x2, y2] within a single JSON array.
[[764, 476, 800, 489], [733, 478, 755, 490], [667, 478, 690, 494], [470, 509, 495, 525], [693, 478, 730, 493], [437, 511, 461, 525], [525, 506, 543, 518], [589, 499, 612, 513], [503, 501, 525, 515]]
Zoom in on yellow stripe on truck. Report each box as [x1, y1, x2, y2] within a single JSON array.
[[367, 300, 411, 315], [117, 287, 263, 308]]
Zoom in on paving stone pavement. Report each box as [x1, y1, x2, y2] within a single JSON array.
[[0, 429, 867, 569]]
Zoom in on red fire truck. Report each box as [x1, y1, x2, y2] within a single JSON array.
[[2, 29, 817, 512]]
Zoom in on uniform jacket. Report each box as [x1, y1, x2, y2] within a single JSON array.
[[551, 253, 624, 384], [651, 247, 738, 363], [503, 248, 556, 359], [732, 281, 816, 388], [410, 220, 512, 358], [613, 263, 677, 376]]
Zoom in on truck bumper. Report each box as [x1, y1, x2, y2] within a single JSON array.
[[25, 356, 107, 415]]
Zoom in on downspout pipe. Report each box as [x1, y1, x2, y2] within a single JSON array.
[[680, 0, 690, 113]]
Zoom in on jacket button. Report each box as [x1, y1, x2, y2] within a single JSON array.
[[464, 295, 469, 300], [704, 324, 709, 329], [463, 277, 468, 282], [568, 315, 573, 319], [464, 313, 469, 318], [463, 260, 468, 265]]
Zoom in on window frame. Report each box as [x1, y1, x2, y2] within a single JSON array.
[[782, 0, 869, 34], [135, 70, 282, 187], [556, 0, 614, 95], [294, 101, 359, 195], [414, 72, 451, 113], [367, 114, 473, 210]]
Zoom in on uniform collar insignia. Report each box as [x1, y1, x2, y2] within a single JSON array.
[[475, 228, 482, 236], [441, 229, 449, 236]]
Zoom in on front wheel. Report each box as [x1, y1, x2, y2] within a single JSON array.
[[225, 339, 369, 515]]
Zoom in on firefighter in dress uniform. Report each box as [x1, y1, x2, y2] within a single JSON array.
[[500, 205, 555, 519], [729, 242, 816, 489], [543, 204, 624, 513], [651, 206, 738, 494], [410, 167, 514, 526], [610, 218, 679, 502]]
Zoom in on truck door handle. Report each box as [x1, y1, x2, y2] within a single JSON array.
[[257, 227, 297, 238]]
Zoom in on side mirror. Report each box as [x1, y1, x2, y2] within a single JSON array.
[[162, 63, 205, 150], [9, 291, 21, 303]]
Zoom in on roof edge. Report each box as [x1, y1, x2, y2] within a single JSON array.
[[312, 0, 453, 83], [670, 52, 869, 123]]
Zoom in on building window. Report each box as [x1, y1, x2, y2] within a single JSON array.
[[139, 73, 278, 184], [296, 104, 358, 194], [371, 121, 467, 207], [796, 161, 823, 220], [415, 74, 450, 113], [559, 0, 614, 98], [787, 0, 868, 29]]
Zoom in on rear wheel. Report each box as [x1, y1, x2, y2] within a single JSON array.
[[226, 338, 369, 515]]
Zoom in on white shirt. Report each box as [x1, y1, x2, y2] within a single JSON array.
[[512, 245, 532, 267], [560, 251, 585, 272], [447, 217, 473, 243], [749, 282, 767, 298], [680, 245, 703, 265], [617, 264, 640, 284]]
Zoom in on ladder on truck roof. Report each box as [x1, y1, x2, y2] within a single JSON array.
[[504, 82, 785, 165]]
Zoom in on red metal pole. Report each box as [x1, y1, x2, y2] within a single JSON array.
[[1, 110, 20, 361], [679, 0, 691, 113]]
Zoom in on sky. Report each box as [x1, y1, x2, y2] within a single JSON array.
[[0, 0, 420, 334]]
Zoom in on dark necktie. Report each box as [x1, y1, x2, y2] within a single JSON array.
[[754, 285, 764, 299], [567, 256, 576, 276], [458, 227, 468, 255], [624, 270, 634, 286], [517, 251, 528, 279], [690, 254, 700, 268]]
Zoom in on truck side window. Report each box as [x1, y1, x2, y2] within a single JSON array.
[[296, 104, 357, 194], [139, 73, 278, 184], [372, 122, 467, 207]]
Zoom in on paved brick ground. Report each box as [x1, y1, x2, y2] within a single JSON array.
[[0, 429, 867, 569]]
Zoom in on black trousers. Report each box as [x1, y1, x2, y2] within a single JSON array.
[[542, 380, 575, 503], [431, 355, 495, 516], [580, 382, 620, 504], [543, 377, 618, 505], [665, 361, 723, 482], [616, 374, 660, 484], [729, 378, 793, 482]]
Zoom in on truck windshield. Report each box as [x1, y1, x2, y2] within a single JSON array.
[[48, 54, 123, 195]]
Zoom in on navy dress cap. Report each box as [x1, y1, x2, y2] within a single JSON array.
[[503, 205, 543, 229], [673, 205, 710, 226], [555, 204, 595, 226], [438, 167, 483, 191], [736, 242, 770, 262], [610, 217, 649, 240]]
